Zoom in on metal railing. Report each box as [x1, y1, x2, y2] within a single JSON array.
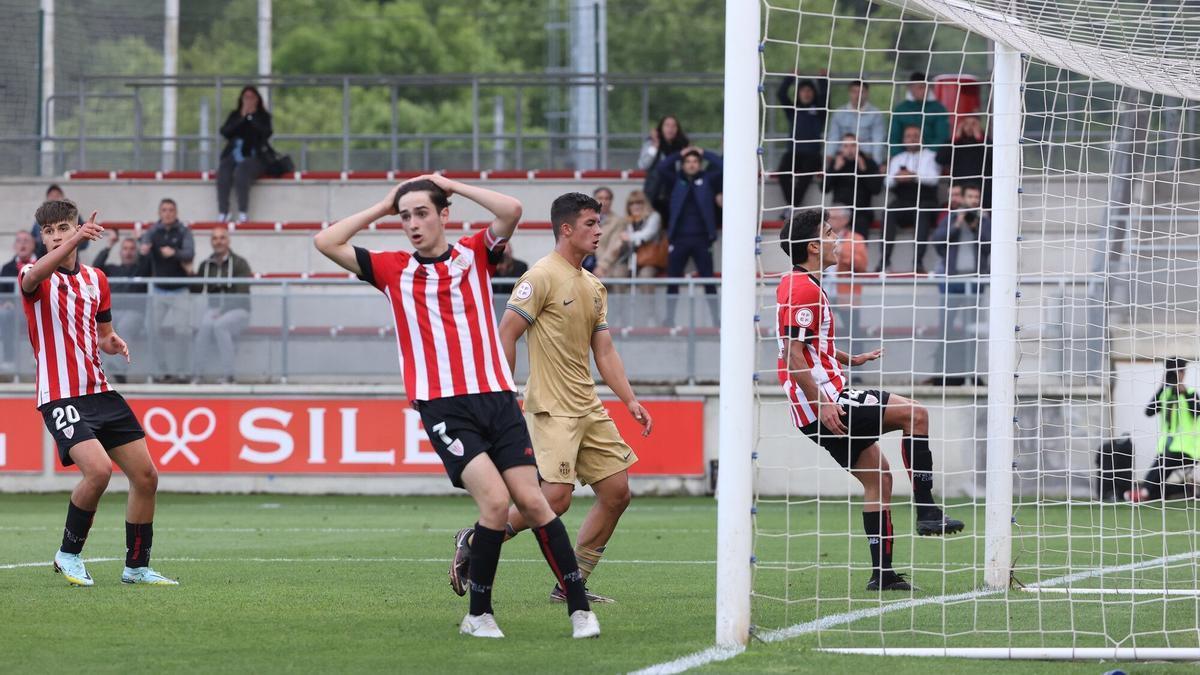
[[0, 274, 1110, 386], [17, 72, 726, 175], [12, 70, 1186, 176]]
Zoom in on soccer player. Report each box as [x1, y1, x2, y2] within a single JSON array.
[[21, 201, 176, 587], [313, 175, 599, 639], [1126, 357, 1199, 501], [449, 192, 653, 604], [776, 208, 965, 592]]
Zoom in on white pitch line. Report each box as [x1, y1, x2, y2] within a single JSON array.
[[631, 550, 1200, 674], [0, 525, 716, 535], [628, 646, 746, 675], [0, 556, 717, 570]]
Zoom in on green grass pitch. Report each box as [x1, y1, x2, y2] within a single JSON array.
[[0, 493, 1196, 673]]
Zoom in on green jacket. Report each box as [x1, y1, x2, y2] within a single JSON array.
[[889, 98, 951, 156], [1145, 386, 1200, 459]]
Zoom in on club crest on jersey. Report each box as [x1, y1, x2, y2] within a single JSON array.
[[795, 308, 815, 328], [82, 284, 99, 300], [514, 281, 533, 300], [452, 255, 471, 271]]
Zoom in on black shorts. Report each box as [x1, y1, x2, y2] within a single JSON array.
[[39, 391, 145, 467], [414, 391, 537, 489], [801, 388, 891, 469]]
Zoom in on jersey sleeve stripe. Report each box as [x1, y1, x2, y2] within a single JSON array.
[[506, 304, 535, 324]]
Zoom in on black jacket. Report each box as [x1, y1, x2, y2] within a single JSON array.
[[824, 152, 883, 208], [777, 76, 829, 155], [936, 137, 992, 183], [220, 109, 274, 159], [92, 246, 147, 295], [139, 220, 195, 289], [0, 257, 28, 294]]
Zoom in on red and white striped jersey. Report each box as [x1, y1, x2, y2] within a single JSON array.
[[355, 229, 516, 402], [776, 270, 845, 427], [19, 263, 113, 407]]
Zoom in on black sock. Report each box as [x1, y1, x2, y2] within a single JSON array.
[[125, 522, 153, 568], [532, 517, 590, 614], [862, 510, 893, 577], [60, 501, 96, 555], [468, 522, 504, 616], [902, 435, 935, 506]]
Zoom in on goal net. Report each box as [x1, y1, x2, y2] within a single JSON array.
[[733, 0, 1200, 659]]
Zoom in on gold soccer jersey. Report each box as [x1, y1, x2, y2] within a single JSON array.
[[506, 251, 609, 416]]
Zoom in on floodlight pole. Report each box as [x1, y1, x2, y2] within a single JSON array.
[[162, 0, 179, 171]]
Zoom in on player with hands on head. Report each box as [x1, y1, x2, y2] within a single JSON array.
[[314, 174, 600, 640], [22, 201, 176, 588], [776, 208, 965, 593]]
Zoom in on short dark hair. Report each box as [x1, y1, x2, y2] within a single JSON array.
[[35, 200, 79, 228], [45, 183, 63, 197], [682, 148, 702, 161], [550, 192, 601, 241], [962, 182, 983, 195], [593, 186, 613, 199], [779, 208, 823, 266], [160, 197, 177, 207], [910, 71, 927, 82], [849, 80, 867, 90], [842, 133, 858, 140], [393, 179, 451, 213]]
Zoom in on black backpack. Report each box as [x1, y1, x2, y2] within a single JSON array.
[[1096, 434, 1135, 501]]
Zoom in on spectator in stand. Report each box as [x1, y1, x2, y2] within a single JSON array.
[[927, 182, 990, 386], [491, 242, 529, 296], [582, 186, 615, 272], [940, 183, 964, 228], [936, 115, 992, 208], [827, 80, 888, 164], [889, 72, 951, 157], [191, 227, 253, 384], [882, 125, 942, 274], [638, 115, 689, 171], [776, 71, 829, 208], [30, 185, 86, 258], [828, 206, 869, 299], [92, 230, 147, 383], [0, 231, 37, 280], [139, 198, 195, 383], [826, 207, 869, 371], [824, 133, 884, 238], [656, 146, 723, 326], [640, 115, 690, 219], [594, 189, 664, 280], [217, 85, 273, 223], [0, 231, 38, 369]]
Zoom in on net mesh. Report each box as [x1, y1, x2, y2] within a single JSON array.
[[752, 0, 1200, 653]]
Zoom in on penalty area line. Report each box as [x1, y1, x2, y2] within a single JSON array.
[[630, 549, 1200, 674]]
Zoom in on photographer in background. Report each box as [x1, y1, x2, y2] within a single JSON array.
[[1127, 358, 1200, 502], [925, 183, 990, 386]]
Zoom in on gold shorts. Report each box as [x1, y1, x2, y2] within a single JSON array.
[[526, 407, 638, 485]]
